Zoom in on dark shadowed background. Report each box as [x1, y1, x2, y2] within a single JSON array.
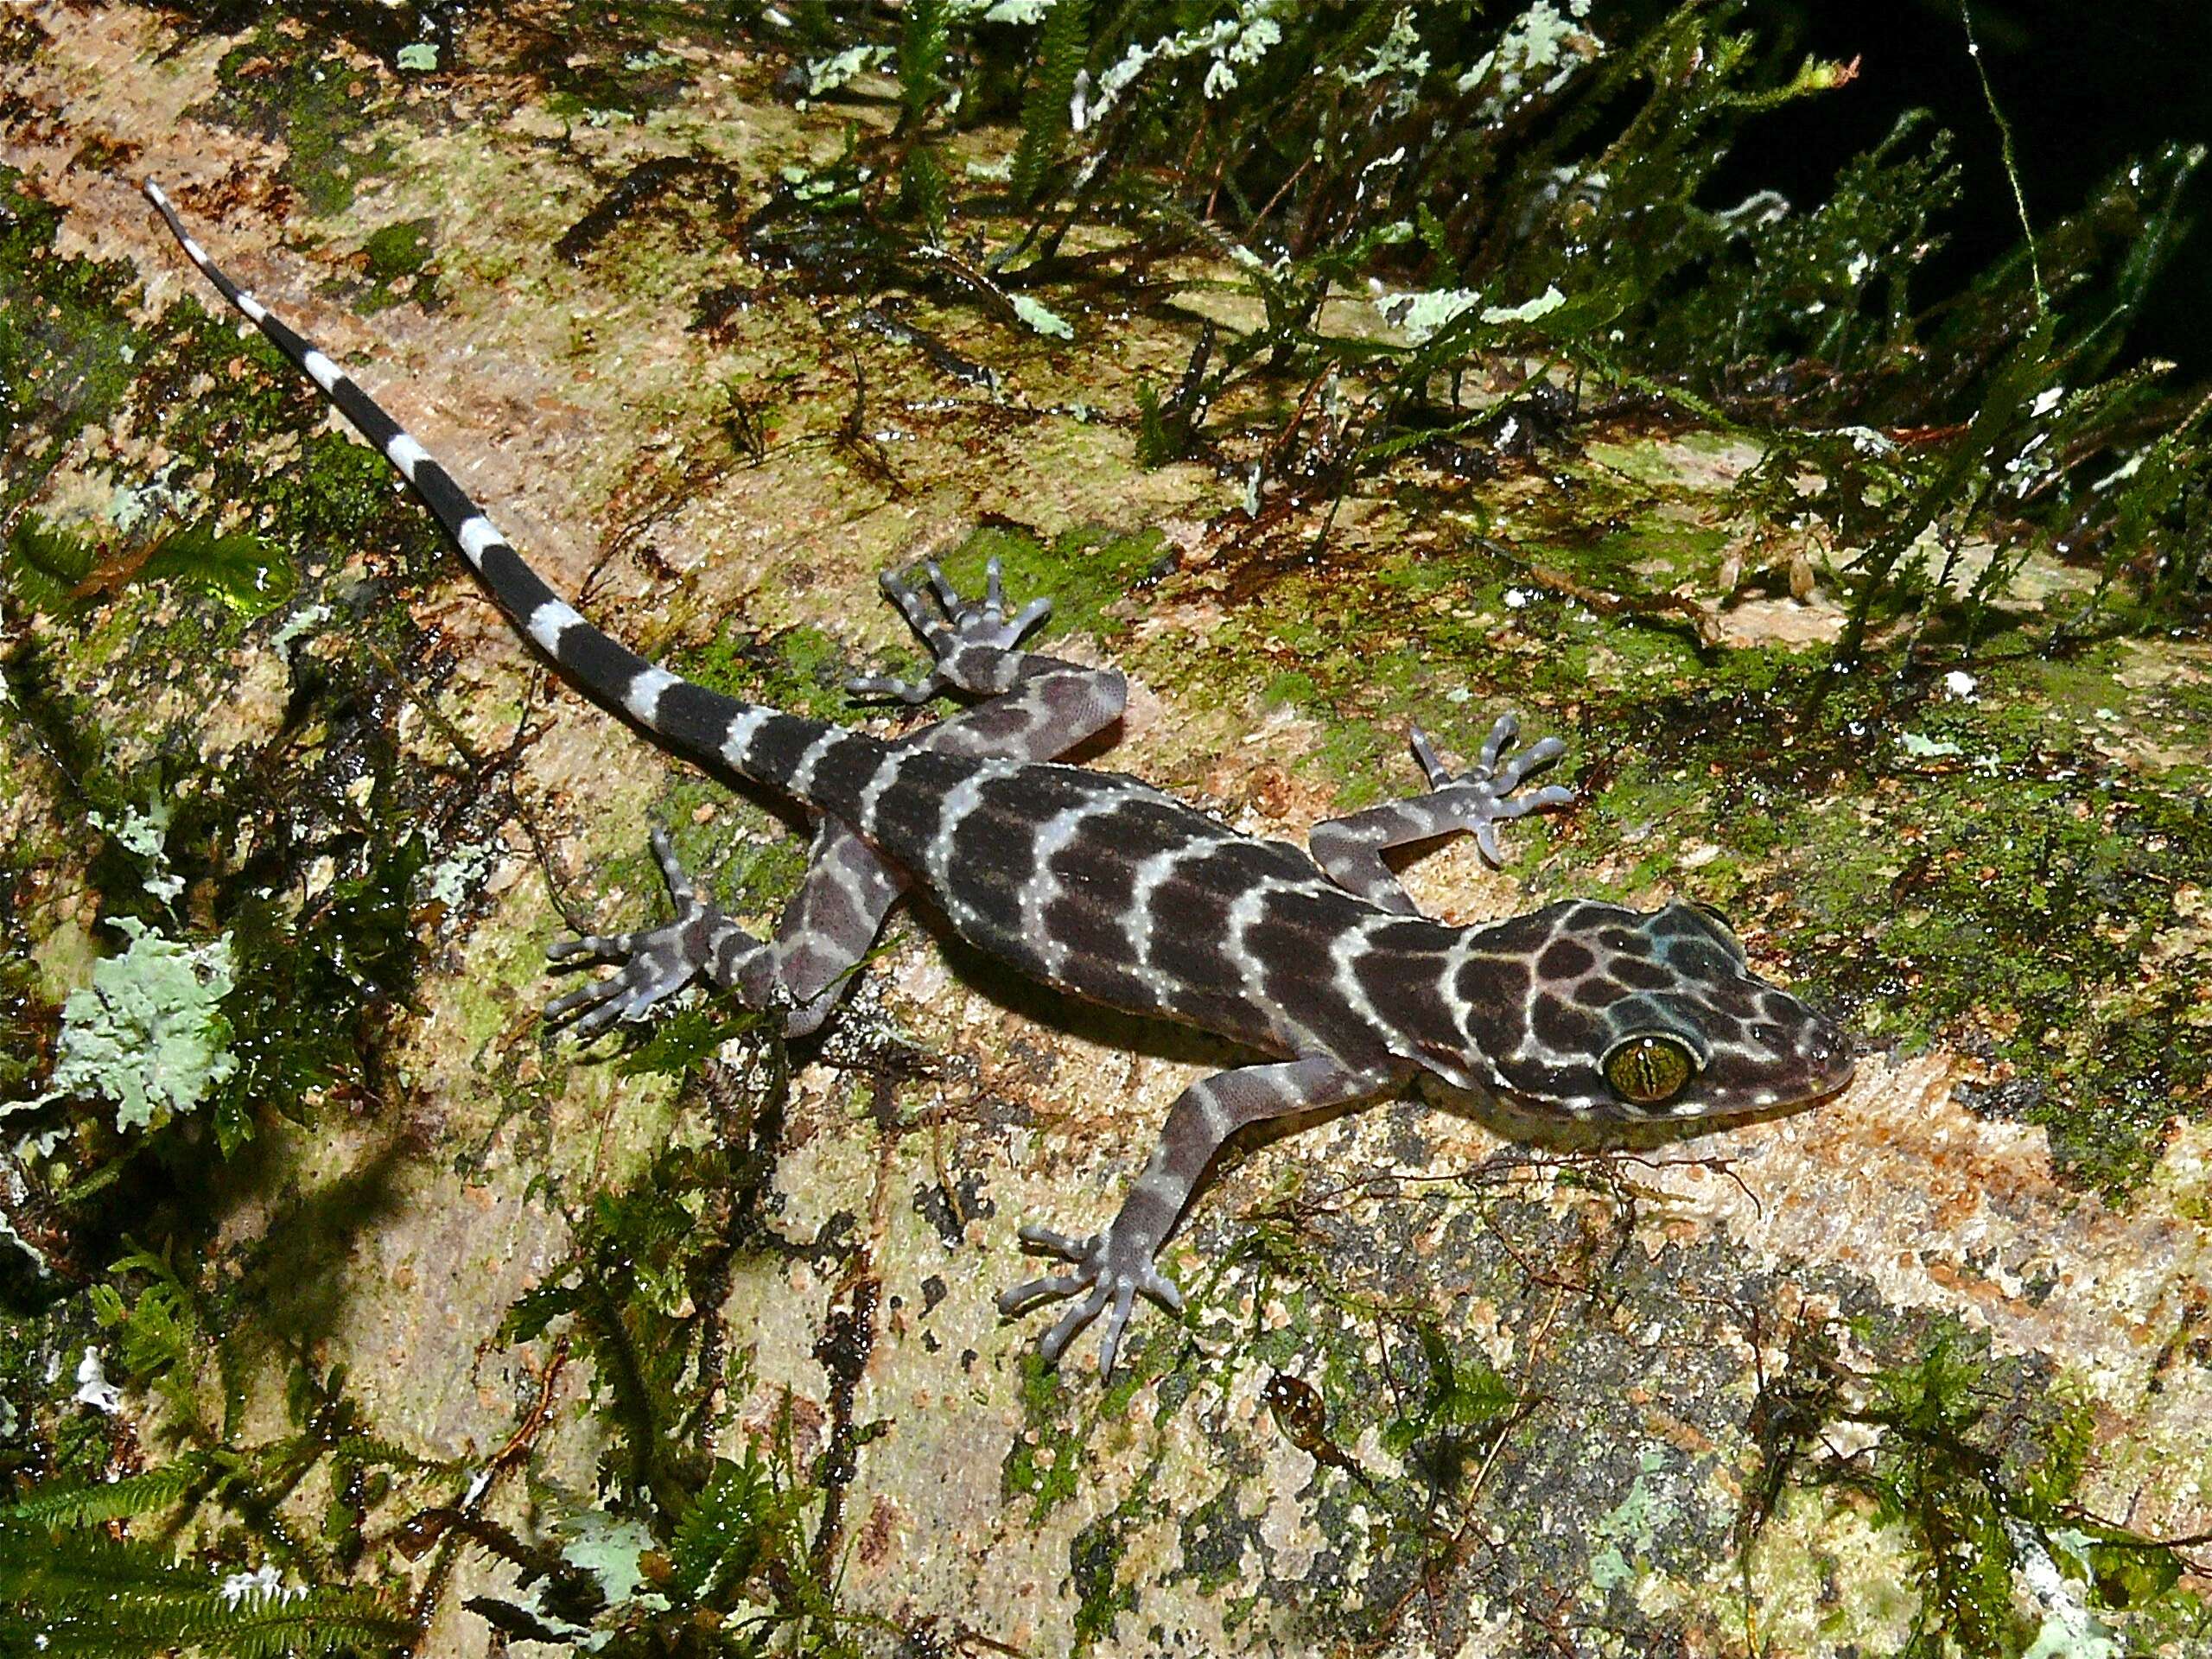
[[1694, 0, 2212, 377]]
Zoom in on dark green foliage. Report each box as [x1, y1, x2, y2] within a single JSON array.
[[501, 1163, 714, 1519], [478, 1111, 883, 1655], [668, 1450, 805, 1604], [613, 1006, 769, 1080], [1378, 1323, 1516, 1465], [0, 169, 139, 524], [754, 0, 2206, 630], [1737, 1321, 2208, 1656], [1, 1249, 437, 1656], [0, 1522, 414, 1659], [137, 523, 298, 619], [1851, 1338, 2024, 1656], [1656, 111, 1965, 410], [0, 152, 444, 1236], [1, 515, 294, 620], [897, 142, 950, 244], [3, 514, 98, 614], [896, 0, 950, 123], [89, 1245, 218, 1429], [1010, 0, 1087, 207]]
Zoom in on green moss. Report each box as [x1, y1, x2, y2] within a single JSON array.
[[1001, 1356, 1084, 1521], [1068, 1510, 1136, 1649], [199, 22, 397, 218], [354, 216, 438, 315], [0, 172, 140, 524], [675, 620, 855, 723], [361, 218, 432, 280], [1788, 1326, 2180, 1654], [925, 523, 1167, 648]]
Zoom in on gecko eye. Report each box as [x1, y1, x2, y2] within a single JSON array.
[[1603, 1033, 1698, 1108]]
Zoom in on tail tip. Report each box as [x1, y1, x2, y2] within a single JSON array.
[[142, 177, 169, 208]]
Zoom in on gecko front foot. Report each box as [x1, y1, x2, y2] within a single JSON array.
[[545, 829, 770, 1038], [847, 554, 1053, 702], [1411, 710, 1575, 864], [999, 1222, 1185, 1378]]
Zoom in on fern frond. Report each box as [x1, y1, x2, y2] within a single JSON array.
[[900, 144, 950, 243], [5, 1453, 220, 1528], [2, 1525, 414, 1657], [1012, 0, 1090, 207], [32, 1586, 413, 1659], [156, 1584, 415, 1658], [329, 1431, 442, 1473], [0, 1520, 220, 1605], [899, 0, 952, 121]]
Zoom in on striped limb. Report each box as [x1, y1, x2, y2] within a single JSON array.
[[1000, 1055, 1391, 1377], [1307, 712, 1573, 916], [550, 562, 1126, 1039]]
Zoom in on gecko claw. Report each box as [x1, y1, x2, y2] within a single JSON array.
[[543, 829, 754, 1039], [1001, 1222, 1185, 1376], [1416, 709, 1575, 867], [849, 554, 1056, 703]]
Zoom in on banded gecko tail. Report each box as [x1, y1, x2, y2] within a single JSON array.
[[141, 180, 856, 798]]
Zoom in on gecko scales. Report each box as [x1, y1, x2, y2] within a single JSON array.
[[147, 183, 1854, 1377]]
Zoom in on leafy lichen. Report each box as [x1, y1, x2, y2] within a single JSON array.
[[29, 918, 235, 1135]]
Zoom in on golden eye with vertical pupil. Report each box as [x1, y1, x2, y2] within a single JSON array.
[[1603, 1034, 1697, 1106]]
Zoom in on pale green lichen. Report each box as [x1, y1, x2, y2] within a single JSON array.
[[804, 44, 893, 99], [1011, 294, 1074, 340], [31, 918, 236, 1133], [560, 1509, 659, 1605], [1380, 283, 1567, 343], [1482, 283, 1567, 323], [88, 800, 183, 904], [1383, 287, 1482, 342], [416, 842, 495, 912], [1585, 1446, 1677, 1595], [1089, 0, 1285, 125], [1461, 0, 1599, 108]]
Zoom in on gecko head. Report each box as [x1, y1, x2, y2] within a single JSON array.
[[1439, 899, 1855, 1122]]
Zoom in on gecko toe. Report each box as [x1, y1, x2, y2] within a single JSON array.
[[547, 931, 636, 963], [1096, 1281, 1137, 1377], [1017, 1223, 1092, 1260], [998, 1271, 1084, 1315]]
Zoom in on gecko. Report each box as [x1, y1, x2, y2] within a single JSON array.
[[145, 182, 1855, 1377]]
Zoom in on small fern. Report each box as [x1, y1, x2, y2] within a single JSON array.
[[4, 1452, 226, 1529], [1, 1521, 414, 1657], [1011, 0, 1089, 207], [899, 143, 950, 245], [897, 0, 951, 122]]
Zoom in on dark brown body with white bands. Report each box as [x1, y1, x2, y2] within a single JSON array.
[[146, 183, 1853, 1376]]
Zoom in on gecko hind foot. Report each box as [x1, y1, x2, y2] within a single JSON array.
[[847, 555, 1053, 702], [999, 1222, 1185, 1378], [1411, 710, 1575, 864], [545, 828, 770, 1039]]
